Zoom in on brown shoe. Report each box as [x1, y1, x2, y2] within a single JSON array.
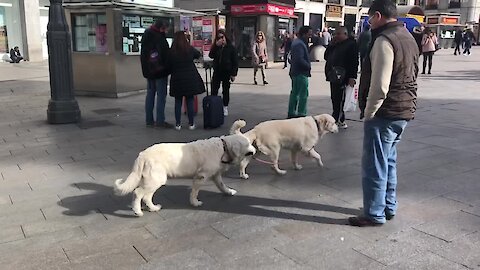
[[348, 216, 384, 227]]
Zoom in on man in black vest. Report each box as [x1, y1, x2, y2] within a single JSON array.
[[350, 0, 419, 227]]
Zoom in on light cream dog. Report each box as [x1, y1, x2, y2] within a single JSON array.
[[114, 134, 256, 216], [230, 114, 338, 179]]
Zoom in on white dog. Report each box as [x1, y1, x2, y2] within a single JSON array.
[[230, 114, 338, 179], [114, 134, 256, 216]]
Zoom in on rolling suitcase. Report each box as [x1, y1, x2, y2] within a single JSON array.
[[202, 63, 224, 129]]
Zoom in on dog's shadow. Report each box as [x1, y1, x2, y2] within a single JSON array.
[[59, 182, 361, 225]]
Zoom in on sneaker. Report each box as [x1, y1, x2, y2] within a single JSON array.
[[338, 122, 348, 129], [175, 125, 181, 131], [348, 216, 384, 227], [386, 213, 395, 220], [254, 80, 258, 85], [146, 123, 154, 128], [263, 81, 269, 85], [223, 106, 228, 116], [188, 124, 196, 130]]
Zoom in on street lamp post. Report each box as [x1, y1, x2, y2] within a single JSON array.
[[46, 0, 81, 124]]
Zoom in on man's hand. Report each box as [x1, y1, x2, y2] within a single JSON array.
[[348, 78, 356, 87], [230, 76, 236, 82]]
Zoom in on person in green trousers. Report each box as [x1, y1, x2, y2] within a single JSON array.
[[288, 26, 313, 118]]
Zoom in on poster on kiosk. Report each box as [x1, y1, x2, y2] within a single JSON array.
[[192, 15, 226, 62]]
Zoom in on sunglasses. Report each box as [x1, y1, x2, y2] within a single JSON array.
[[216, 35, 225, 40]]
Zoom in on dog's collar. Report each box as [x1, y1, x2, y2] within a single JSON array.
[[311, 116, 320, 131], [221, 138, 233, 164]]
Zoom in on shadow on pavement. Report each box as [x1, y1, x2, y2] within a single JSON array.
[[59, 182, 360, 225]]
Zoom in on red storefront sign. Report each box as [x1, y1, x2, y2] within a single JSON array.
[[231, 4, 295, 17]]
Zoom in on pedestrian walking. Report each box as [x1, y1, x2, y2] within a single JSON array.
[[167, 31, 205, 131], [321, 27, 332, 47], [324, 26, 359, 129], [287, 26, 312, 118], [421, 28, 438, 74], [140, 19, 173, 128], [352, 0, 419, 227], [281, 33, 293, 69], [454, 27, 463, 55], [252, 31, 269, 85], [463, 28, 475, 56], [209, 29, 239, 117]]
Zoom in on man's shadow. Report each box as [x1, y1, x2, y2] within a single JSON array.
[[59, 182, 361, 225]]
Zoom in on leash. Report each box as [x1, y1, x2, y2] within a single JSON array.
[[252, 156, 283, 165]]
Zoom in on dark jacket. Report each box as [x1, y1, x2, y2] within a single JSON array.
[[454, 30, 463, 43], [208, 41, 238, 76], [359, 21, 419, 121], [140, 26, 170, 79], [10, 48, 21, 60], [281, 37, 292, 53], [289, 38, 311, 77], [357, 30, 372, 58], [167, 47, 205, 98], [324, 37, 359, 84]]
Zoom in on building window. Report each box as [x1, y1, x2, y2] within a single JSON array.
[[122, 15, 174, 54], [0, 2, 23, 57], [449, 0, 460, 8], [425, 0, 438, 9], [72, 14, 107, 53], [345, 0, 358, 6], [397, 0, 408, 5], [361, 0, 374, 7], [415, 0, 425, 6], [328, 0, 341, 4]]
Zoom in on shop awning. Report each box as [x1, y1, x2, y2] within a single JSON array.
[[62, 1, 205, 16]]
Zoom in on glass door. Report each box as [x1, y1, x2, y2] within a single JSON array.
[[231, 16, 257, 67]]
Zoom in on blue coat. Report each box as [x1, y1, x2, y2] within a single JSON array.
[[289, 38, 311, 77]]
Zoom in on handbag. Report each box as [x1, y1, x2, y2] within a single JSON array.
[[343, 86, 358, 112], [327, 66, 346, 84]]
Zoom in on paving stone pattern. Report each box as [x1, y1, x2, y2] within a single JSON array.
[[0, 49, 479, 269]]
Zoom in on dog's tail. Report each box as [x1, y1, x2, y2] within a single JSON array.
[[230, 119, 257, 143], [230, 119, 246, 135], [114, 156, 145, 196]]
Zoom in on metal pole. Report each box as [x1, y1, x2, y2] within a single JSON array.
[[46, 0, 81, 124]]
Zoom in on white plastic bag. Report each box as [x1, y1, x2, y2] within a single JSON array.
[[343, 86, 358, 112]]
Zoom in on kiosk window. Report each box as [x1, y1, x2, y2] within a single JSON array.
[[72, 14, 107, 53], [122, 15, 173, 54]]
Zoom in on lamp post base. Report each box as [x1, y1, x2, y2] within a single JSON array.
[[47, 99, 81, 124]]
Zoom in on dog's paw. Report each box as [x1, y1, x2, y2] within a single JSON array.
[[294, 164, 303, 170], [228, 188, 237, 196], [133, 209, 144, 217], [317, 160, 324, 167], [148, 204, 162, 212], [240, 173, 249, 180], [191, 200, 203, 207]]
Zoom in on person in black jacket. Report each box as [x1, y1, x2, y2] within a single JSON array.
[[10, 47, 23, 63], [281, 33, 293, 69], [167, 31, 205, 130], [208, 29, 239, 116], [453, 27, 463, 55], [140, 19, 172, 128], [324, 26, 359, 129]]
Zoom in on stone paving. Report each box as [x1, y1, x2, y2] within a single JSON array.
[[0, 48, 480, 269]]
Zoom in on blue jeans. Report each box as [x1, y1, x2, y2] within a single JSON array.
[[145, 78, 168, 125], [362, 117, 408, 223], [175, 96, 194, 126]]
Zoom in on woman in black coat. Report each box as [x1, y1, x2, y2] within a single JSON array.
[[167, 31, 205, 130]]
